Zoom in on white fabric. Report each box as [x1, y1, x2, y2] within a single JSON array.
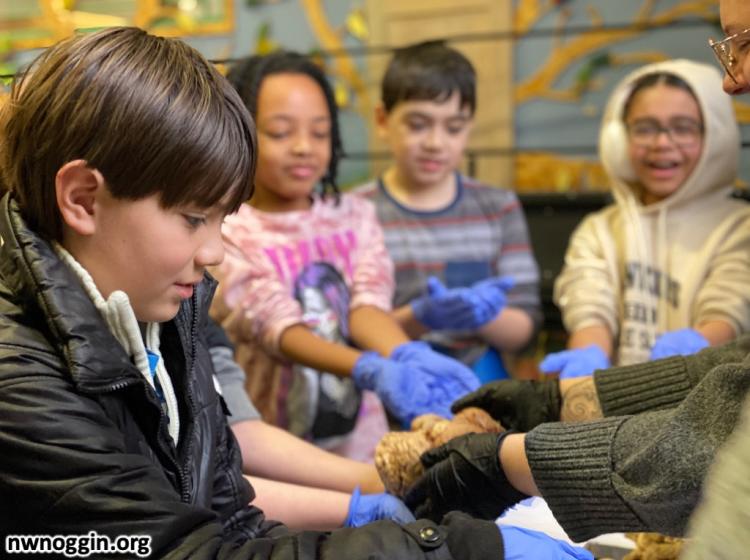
[[498, 497, 636, 553], [53, 243, 180, 443], [555, 59, 750, 365]]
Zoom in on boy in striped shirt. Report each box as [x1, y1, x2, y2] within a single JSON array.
[[357, 41, 541, 381]]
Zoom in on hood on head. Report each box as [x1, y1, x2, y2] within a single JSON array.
[[598, 59, 739, 210]]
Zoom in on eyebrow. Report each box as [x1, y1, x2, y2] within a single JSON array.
[[629, 116, 701, 123], [403, 111, 470, 121], [723, 23, 746, 35], [263, 115, 331, 124]]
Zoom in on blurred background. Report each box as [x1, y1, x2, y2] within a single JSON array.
[[0, 0, 740, 190]]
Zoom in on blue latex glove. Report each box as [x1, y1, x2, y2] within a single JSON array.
[[344, 486, 416, 527], [391, 341, 480, 419], [500, 526, 593, 560], [650, 328, 709, 360], [539, 345, 610, 379], [352, 342, 479, 425], [411, 276, 515, 331]]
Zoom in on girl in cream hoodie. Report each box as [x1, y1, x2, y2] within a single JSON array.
[[541, 59, 750, 377]]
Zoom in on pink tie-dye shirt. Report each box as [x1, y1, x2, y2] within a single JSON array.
[[211, 194, 394, 449]]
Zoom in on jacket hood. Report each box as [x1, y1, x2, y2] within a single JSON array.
[[599, 59, 739, 212]]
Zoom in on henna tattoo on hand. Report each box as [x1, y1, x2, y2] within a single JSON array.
[[560, 378, 603, 422]]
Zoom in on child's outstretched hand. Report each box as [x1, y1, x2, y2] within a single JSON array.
[[411, 276, 515, 331], [352, 342, 479, 425], [649, 328, 709, 360], [344, 487, 415, 527], [539, 345, 610, 379]]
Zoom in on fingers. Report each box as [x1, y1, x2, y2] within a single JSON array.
[[413, 498, 439, 522], [403, 473, 429, 511], [538, 350, 570, 374], [419, 441, 452, 468], [562, 542, 595, 560], [384, 495, 416, 525], [473, 275, 515, 294], [495, 275, 516, 291], [450, 386, 488, 413], [450, 381, 509, 414], [426, 276, 447, 297], [405, 475, 443, 522]]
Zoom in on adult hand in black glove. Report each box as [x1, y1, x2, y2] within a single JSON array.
[[451, 379, 562, 432], [404, 432, 528, 522]]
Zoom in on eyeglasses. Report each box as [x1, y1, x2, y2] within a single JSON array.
[[709, 28, 750, 84], [626, 118, 704, 148]]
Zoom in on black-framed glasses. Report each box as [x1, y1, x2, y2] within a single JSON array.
[[626, 118, 704, 148], [709, 28, 750, 84]]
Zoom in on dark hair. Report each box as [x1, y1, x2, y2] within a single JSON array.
[[227, 51, 342, 202], [623, 72, 698, 120], [0, 27, 256, 241], [381, 40, 476, 114]]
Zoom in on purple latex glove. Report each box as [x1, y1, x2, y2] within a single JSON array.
[[411, 276, 515, 331], [500, 526, 594, 560], [650, 328, 709, 360], [344, 486, 415, 527], [539, 345, 610, 379]]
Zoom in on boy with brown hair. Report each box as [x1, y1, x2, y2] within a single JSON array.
[[357, 41, 541, 382], [0, 25, 536, 559]]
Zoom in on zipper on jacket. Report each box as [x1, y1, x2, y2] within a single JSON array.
[[177, 291, 200, 504], [148, 381, 189, 503], [98, 371, 188, 501], [102, 379, 138, 393]]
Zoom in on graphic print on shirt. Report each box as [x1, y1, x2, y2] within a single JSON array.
[[289, 262, 361, 440], [618, 260, 682, 364], [263, 230, 357, 287]]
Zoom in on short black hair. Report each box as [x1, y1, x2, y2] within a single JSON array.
[[227, 51, 343, 201], [623, 71, 698, 120], [381, 40, 476, 114]]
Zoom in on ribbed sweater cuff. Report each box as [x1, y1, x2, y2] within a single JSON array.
[[595, 357, 692, 416], [526, 418, 645, 542]]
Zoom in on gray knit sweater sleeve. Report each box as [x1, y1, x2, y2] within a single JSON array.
[[526, 337, 750, 542], [595, 334, 750, 416]]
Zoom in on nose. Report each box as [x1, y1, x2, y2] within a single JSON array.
[[723, 71, 750, 95], [291, 132, 312, 155], [196, 222, 225, 268], [423, 126, 444, 150], [653, 129, 674, 148]]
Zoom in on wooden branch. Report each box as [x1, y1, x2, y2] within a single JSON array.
[[300, 0, 371, 116], [513, 0, 552, 35], [515, 0, 717, 104], [515, 152, 609, 191]]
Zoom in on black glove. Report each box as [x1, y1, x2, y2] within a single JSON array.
[[404, 432, 528, 522], [451, 379, 562, 432]]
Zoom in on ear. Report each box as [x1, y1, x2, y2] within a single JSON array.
[[374, 103, 389, 139], [55, 160, 106, 236]]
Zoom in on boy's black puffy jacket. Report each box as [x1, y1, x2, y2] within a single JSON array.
[[0, 195, 502, 559]]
